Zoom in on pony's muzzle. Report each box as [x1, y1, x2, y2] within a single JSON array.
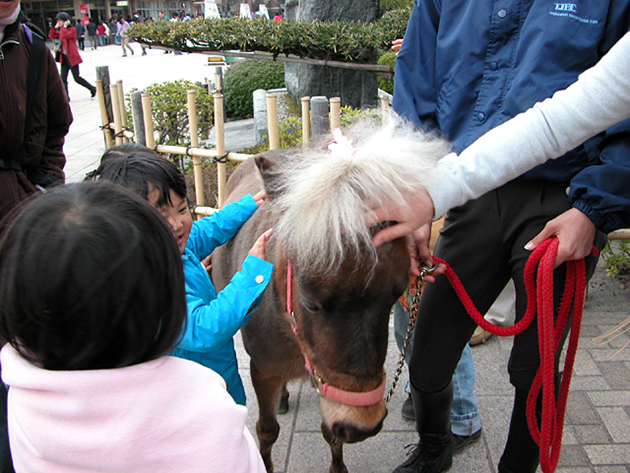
[[320, 397, 388, 444], [332, 417, 385, 443]]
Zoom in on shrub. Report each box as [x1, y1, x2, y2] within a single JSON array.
[[601, 240, 630, 280], [375, 6, 412, 47], [378, 51, 398, 94], [131, 13, 411, 63], [224, 59, 285, 119], [139, 80, 214, 147], [380, 0, 414, 15]]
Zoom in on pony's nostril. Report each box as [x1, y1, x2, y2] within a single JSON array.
[[332, 420, 383, 443]]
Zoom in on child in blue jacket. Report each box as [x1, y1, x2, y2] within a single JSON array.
[[96, 144, 273, 405]]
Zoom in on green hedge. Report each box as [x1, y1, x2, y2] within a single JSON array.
[[377, 51, 398, 94], [224, 59, 285, 119], [130, 9, 412, 64]]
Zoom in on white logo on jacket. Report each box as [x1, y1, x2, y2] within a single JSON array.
[[554, 3, 577, 13]]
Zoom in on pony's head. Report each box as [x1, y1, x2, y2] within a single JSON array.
[[256, 116, 450, 443]]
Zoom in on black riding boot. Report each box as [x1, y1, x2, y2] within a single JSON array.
[[392, 381, 454, 473], [498, 388, 540, 473]]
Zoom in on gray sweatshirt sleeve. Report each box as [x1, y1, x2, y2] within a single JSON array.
[[425, 31, 630, 219]]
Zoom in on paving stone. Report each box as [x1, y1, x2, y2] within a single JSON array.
[[594, 466, 630, 473], [557, 444, 590, 467], [575, 350, 603, 376], [584, 444, 630, 465], [596, 407, 630, 443], [589, 391, 630, 407], [597, 361, 630, 390], [566, 391, 602, 425], [572, 424, 613, 445]]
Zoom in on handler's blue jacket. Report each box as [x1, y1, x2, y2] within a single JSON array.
[[171, 194, 273, 405], [393, 0, 630, 233]]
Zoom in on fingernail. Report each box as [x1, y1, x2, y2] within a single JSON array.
[[524, 242, 534, 250]]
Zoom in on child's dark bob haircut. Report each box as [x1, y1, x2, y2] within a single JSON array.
[[94, 144, 188, 207], [0, 181, 187, 371]]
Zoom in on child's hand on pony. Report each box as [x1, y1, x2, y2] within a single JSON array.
[[248, 229, 273, 261], [252, 190, 266, 207]]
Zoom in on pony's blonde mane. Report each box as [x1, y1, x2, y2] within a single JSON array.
[[273, 115, 451, 276]]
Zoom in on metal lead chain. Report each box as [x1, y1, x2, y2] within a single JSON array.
[[384, 264, 438, 403]]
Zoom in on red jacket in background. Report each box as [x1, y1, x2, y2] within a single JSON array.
[[48, 25, 82, 66]]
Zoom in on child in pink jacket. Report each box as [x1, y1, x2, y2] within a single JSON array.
[[0, 181, 265, 473]]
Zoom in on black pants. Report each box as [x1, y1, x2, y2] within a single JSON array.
[[409, 179, 605, 393], [60, 54, 95, 99]]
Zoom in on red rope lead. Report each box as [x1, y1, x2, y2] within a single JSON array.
[[433, 238, 597, 473]]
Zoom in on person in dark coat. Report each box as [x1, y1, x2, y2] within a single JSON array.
[[74, 18, 85, 50], [0, 1, 72, 468], [48, 12, 96, 100], [86, 16, 97, 49]]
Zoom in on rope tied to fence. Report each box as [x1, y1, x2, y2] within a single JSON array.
[[186, 146, 194, 157], [433, 238, 597, 473], [99, 123, 114, 132], [213, 151, 229, 164]]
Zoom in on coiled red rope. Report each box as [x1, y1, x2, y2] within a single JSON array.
[[432, 238, 597, 473]]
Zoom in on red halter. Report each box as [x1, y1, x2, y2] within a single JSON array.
[[286, 261, 386, 407]]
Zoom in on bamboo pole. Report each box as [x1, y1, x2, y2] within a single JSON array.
[[213, 93, 226, 208], [116, 80, 129, 143], [110, 83, 124, 146], [141, 93, 155, 149], [609, 229, 630, 240], [192, 206, 218, 217], [266, 93, 280, 150], [154, 145, 250, 162], [187, 90, 205, 208], [301, 96, 310, 149], [330, 97, 341, 131], [96, 80, 114, 149]]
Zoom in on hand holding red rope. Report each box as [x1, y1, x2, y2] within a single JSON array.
[[433, 238, 597, 473]]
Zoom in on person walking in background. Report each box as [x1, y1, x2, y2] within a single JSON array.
[[131, 12, 147, 55], [96, 20, 106, 46], [170, 12, 182, 55], [108, 17, 117, 44], [116, 15, 133, 57], [49, 12, 96, 100], [74, 18, 85, 50], [85, 16, 97, 49], [388, 2, 629, 473]]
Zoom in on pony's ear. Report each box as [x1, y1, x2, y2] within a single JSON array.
[[255, 149, 291, 202]]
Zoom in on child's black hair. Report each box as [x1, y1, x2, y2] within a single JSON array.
[[94, 144, 188, 207], [0, 181, 187, 371]]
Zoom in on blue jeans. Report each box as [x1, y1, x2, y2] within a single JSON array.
[[394, 301, 482, 436]]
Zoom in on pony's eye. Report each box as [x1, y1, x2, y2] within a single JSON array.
[[301, 299, 322, 314]]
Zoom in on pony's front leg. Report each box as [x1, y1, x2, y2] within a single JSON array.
[[322, 421, 348, 473], [251, 362, 284, 472]]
